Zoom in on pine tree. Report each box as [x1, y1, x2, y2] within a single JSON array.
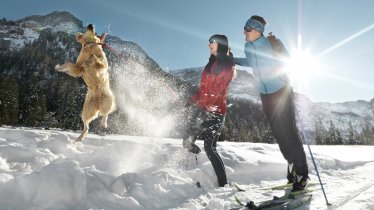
[[360, 121, 374, 145], [326, 120, 337, 145], [314, 117, 327, 145], [347, 121, 359, 145], [19, 75, 46, 126], [335, 129, 344, 145], [54, 77, 84, 130], [223, 98, 275, 143], [0, 75, 19, 125]]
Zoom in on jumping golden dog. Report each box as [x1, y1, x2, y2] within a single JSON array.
[[55, 24, 115, 142]]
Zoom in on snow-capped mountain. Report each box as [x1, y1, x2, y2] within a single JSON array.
[[21, 11, 83, 29], [0, 11, 83, 50], [1, 11, 165, 69], [21, 11, 83, 34], [173, 67, 374, 138]]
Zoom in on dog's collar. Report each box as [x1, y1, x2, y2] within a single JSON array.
[[83, 41, 105, 47]]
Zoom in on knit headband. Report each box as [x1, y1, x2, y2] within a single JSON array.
[[245, 18, 265, 33]]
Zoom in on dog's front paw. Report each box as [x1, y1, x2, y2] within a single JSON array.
[[55, 64, 63, 72]]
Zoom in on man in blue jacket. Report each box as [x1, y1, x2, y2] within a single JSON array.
[[235, 15, 309, 191]]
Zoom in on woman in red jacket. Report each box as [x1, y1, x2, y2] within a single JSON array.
[[183, 34, 235, 187]]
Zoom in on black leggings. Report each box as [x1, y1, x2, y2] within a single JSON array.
[[261, 86, 308, 176], [185, 110, 227, 187]]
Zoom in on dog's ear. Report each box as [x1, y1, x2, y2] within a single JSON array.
[[98, 33, 106, 43], [87, 24, 94, 32], [76, 33, 84, 43]]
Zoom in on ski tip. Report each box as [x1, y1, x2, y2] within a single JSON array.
[[234, 195, 245, 207], [233, 183, 246, 191], [196, 181, 201, 188]]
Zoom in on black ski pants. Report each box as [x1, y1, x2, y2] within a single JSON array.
[[184, 109, 227, 187], [260, 85, 309, 176]]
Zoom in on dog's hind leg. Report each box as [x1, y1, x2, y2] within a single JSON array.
[[100, 115, 108, 129], [76, 96, 99, 142], [76, 120, 90, 142], [99, 92, 115, 129]]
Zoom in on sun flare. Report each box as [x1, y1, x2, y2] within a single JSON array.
[[283, 50, 322, 88]]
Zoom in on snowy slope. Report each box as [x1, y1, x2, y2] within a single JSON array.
[[3, 26, 39, 50], [0, 127, 373, 210]]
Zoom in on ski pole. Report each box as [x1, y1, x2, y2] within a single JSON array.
[[305, 139, 332, 205], [296, 105, 332, 205]]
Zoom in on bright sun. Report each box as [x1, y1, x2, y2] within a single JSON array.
[[283, 50, 322, 88]]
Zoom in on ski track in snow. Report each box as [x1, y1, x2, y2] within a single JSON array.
[[323, 162, 374, 210], [0, 127, 373, 210]]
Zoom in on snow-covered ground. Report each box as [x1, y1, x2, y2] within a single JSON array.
[[0, 127, 373, 210]]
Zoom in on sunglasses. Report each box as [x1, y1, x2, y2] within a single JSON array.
[[209, 39, 216, 44], [244, 26, 253, 32]]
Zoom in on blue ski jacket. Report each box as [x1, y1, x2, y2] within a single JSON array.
[[235, 35, 290, 94]]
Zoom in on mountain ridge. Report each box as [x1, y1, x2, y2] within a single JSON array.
[[20, 11, 83, 29]]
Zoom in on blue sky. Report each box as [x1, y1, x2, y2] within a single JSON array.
[[1, 0, 374, 103]]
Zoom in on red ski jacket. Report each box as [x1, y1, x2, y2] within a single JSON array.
[[192, 60, 234, 114]]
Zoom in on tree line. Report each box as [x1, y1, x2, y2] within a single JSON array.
[[314, 118, 373, 145]]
